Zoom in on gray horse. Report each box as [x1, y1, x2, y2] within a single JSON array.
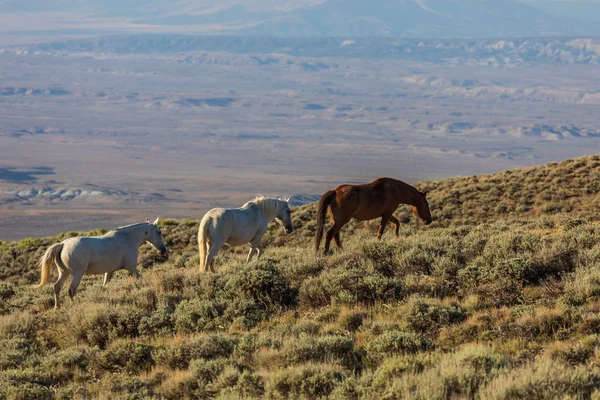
[[36, 218, 167, 308]]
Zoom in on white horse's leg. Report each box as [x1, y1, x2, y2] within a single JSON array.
[[103, 271, 114, 287], [255, 245, 264, 259], [248, 229, 266, 263], [206, 247, 219, 273], [246, 247, 256, 263], [122, 257, 141, 282], [53, 269, 69, 309], [68, 272, 84, 303], [205, 242, 223, 273]]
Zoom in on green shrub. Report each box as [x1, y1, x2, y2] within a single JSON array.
[[482, 357, 600, 400], [367, 330, 434, 364], [155, 334, 238, 370], [42, 347, 94, 372], [291, 321, 322, 336], [4, 383, 53, 400], [173, 298, 223, 333], [224, 370, 265, 398], [233, 333, 259, 364], [94, 340, 155, 374], [283, 335, 363, 371], [93, 374, 158, 398], [0, 282, 15, 301], [300, 257, 403, 307], [69, 309, 111, 348], [216, 259, 298, 328], [269, 365, 346, 399], [0, 368, 57, 393], [562, 264, 600, 306], [338, 310, 366, 332], [371, 353, 437, 391], [362, 241, 398, 273], [328, 375, 366, 400], [427, 256, 463, 297], [68, 306, 145, 348], [0, 338, 30, 370], [375, 345, 510, 399], [189, 358, 228, 384], [0, 312, 38, 342], [139, 303, 175, 336], [405, 299, 467, 333], [546, 337, 599, 365], [17, 238, 42, 250]]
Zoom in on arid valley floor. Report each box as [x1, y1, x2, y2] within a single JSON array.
[[1, 36, 600, 239]]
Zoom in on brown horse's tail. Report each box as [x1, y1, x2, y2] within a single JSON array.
[[35, 243, 63, 288], [315, 190, 336, 253], [198, 215, 211, 272]]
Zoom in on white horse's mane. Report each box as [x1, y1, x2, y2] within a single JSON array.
[[114, 222, 152, 231], [243, 196, 287, 218]]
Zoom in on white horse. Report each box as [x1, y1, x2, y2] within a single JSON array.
[[198, 197, 293, 272], [36, 218, 167, 308]]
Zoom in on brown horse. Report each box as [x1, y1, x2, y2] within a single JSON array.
[[315, 177, 432, 254]]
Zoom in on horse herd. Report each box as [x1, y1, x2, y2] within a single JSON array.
[[36, 177, 432, 308]]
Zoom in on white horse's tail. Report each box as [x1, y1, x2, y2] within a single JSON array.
[[198, 216, 211, 272], [36, 243, 63, 288]]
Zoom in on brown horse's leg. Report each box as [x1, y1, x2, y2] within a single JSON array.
[[334, 232, 342, 249], [377, 214, 392, 240], [325, 220, 348, 253], [390, 216, 400, 237]]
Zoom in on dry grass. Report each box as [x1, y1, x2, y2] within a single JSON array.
[[2, 154, 600, 398]]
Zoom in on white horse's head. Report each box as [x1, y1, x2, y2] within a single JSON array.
[[145, 217, 167, 256], [275, 197, 293, 235]]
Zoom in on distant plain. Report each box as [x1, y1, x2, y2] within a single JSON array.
[[1, 36, 600, 239]]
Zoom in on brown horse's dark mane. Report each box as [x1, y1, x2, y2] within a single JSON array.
[[374, 177, 425, 203], [386, 177, 420, 190]]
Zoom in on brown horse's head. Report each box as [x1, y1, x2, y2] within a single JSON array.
[[412, 190, 432, 225]]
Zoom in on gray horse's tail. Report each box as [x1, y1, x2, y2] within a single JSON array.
[[36, 243, 63, 288], [315, 190, 336, 253], [198, 216, 211, 272]]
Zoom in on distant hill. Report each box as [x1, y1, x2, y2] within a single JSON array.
[[228, 0, 599, 38], [2, 0, 600, 38], [523, 0, 600, 24]]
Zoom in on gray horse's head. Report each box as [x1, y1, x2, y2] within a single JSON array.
[[275, 198, 294, 235], [146, 217, 167, 256]]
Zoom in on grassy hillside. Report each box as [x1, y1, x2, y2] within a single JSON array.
[[2, 155, 600, 399]]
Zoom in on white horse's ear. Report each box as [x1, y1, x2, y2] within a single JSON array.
[[285, 197, 290, 203], [153, 217, 160, 225]]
